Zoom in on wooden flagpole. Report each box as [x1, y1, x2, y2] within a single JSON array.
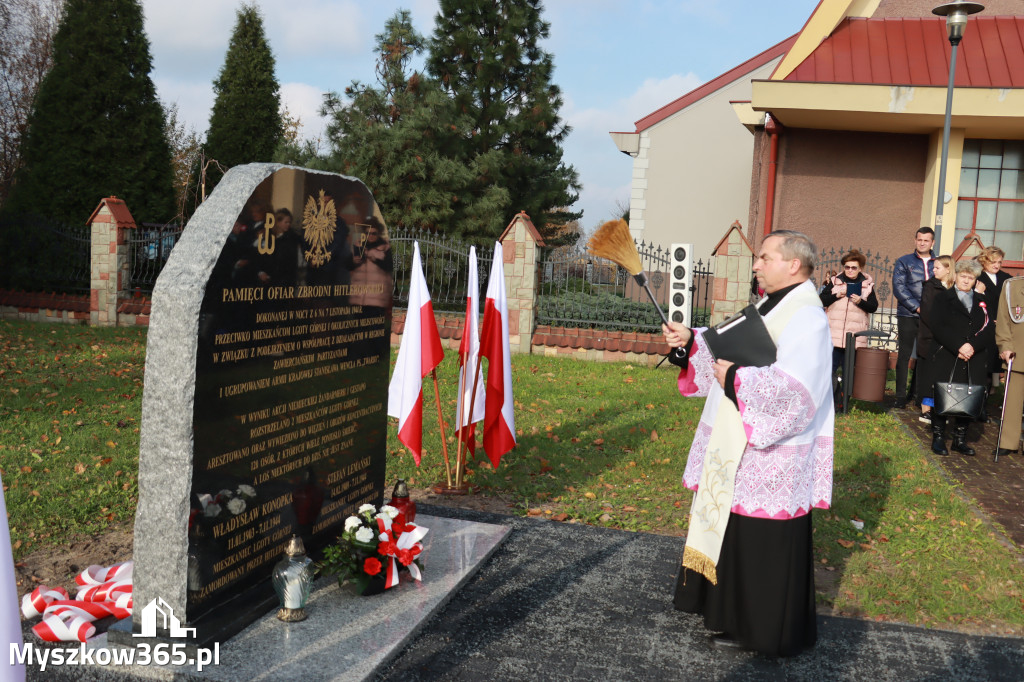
[[452, 349, 468, 487], [431, 369, 453, 487], [455, 356, 484, 488]]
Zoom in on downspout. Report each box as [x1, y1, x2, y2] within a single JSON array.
[[763, 114, 782, 237]]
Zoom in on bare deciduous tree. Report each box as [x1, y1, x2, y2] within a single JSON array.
[[0, 0, 64, 206]]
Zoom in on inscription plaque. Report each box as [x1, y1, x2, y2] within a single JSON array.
[[126, 165, 392, 645]]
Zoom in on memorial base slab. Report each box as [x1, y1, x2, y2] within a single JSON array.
[[59, 515, 510, 682]]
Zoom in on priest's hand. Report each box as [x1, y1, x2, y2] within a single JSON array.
[[713, 359, 735, 389], [1001, 350, 1015, 363], [662, 322, 692, 350]]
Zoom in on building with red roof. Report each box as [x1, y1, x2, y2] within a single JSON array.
[[615, 0, 1024, 269]]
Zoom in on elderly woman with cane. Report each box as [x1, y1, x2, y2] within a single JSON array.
[[925, 260, 995, 456]]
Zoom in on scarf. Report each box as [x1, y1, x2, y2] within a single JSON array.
[[682, 280, 822, 584]]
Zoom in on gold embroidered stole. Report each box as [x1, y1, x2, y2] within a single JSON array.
[[682, 283, 822, 584]]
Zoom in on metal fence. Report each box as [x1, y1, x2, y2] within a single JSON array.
[[388, 226, 494, 314], [816, 246, 898, 350], [0, 213, 90, 294], [126, 222, 184, 294]]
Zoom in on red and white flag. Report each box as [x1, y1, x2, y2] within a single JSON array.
[[480, 243, 516, 467], [456, 246, 486, 457], [387, 242, 444, 465]]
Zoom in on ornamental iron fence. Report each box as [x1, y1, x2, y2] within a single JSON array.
[[388, 226, 494, 314], [126, 222, 184, 294], [0, 213, 90, 294]]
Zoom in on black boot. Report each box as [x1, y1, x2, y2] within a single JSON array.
[[952, 421, 975, 456], [931, 416, 948, 455]]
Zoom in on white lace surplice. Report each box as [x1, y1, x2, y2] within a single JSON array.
[[679, 299, 834, 520]]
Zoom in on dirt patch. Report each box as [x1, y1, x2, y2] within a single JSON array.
[[15, 522, 133, 607]]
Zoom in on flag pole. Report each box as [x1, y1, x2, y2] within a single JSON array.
[[456, 356, 484, 488], [452, 347, 468, 487], [431, 369, 453, 488]]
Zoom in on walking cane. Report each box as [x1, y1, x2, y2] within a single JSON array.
[[994, 355, 1013, 462]]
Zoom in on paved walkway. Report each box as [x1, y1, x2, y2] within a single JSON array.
[[894, 396, 1024, 548], [378, 504, 1024, 682]]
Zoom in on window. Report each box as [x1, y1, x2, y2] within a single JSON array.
[[954, 139, 1024, 261]]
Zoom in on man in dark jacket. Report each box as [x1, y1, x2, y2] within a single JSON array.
[[892, 227, 936, 408]]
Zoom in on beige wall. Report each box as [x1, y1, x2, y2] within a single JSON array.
[[764, 128, 930, 267], [873, 0, 1021, 17], [630, 57, 782, 263]]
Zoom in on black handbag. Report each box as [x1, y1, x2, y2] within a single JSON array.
[[934, 359, 987, 419]]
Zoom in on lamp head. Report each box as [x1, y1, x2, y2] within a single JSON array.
[[932, 1, 985, 45]]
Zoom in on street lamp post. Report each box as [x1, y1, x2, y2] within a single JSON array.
[[931, 1, 984, 249]]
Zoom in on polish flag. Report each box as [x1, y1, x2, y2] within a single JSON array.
[[387, 242, 444, 465], [479, 243, 516, 467], [456, 246, 486, 457]]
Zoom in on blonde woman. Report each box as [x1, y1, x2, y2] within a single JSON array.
[[916, 255, 954, 423]]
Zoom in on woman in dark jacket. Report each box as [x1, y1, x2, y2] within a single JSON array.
[[916, 255, 954, 423], [926, 259, 995, 456], [976, 246, 1011, 384]]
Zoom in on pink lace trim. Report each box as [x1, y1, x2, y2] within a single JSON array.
[[678, 332, 714, 397], [734, 365, 816, 449], [683, 426, 833, 518]]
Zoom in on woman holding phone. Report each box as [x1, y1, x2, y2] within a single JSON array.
[[820, 249, 880, 375]]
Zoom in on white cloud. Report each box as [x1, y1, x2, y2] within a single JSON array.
[[565, 72, 705, 136], [266, 1, 367, 58], [155, 78, 214, 136], [280, 82, 329, 142]]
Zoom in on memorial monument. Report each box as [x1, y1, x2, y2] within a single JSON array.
[[117, 164, 393, 645]]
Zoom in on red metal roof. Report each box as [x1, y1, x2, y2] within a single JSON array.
[[785, 16, 1024, 88], [632, 34, 798, 132]]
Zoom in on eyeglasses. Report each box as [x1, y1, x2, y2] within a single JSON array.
[[844, 265, 860, 270]]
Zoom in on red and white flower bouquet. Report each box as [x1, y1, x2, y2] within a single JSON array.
[[319, 503, 427, 595]]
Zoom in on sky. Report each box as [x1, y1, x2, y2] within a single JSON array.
[[141, 0, 821, 232]]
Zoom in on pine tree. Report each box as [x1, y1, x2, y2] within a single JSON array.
[[205, 3, 281, 190], [322, 11, 507, 240], [3, 0, 175, 224], [427, 0, 581, 243]]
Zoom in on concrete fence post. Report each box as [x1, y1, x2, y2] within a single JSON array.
[[88, 197, 136, 326], [498, 211, 546, 354]]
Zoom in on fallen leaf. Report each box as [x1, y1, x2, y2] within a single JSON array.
[[74, 463, 86, 474], [552, 513, 569, 522], [622, 505, 637, 512], [584, 492, 596, 500], [527, 508, 544, 517], [837, 539, 855, 549], [593, 438, 604, 446], [19, 466, 31, 474], [650, 430, 659, 441]]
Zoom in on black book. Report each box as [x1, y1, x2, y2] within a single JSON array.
[[845, 280, 862, 297], [702, 305, 777, 367]]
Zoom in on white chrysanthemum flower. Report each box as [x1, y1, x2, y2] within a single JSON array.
[[358, 503, 376, 515], [227, 498, 246, 515], [344, 516, 362, 532], [380, 505, 399, 519], [204, 503, 222, 518], [354, 527, 375, 543], [236, 484, 256, 498], [218, 489, 233, 499]]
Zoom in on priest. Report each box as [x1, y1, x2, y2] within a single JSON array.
[[662, 229, 834, 656]]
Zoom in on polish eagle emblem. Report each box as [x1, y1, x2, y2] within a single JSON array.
[[302, 189, 337, 268]]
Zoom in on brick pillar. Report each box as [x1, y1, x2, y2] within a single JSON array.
[[498, 211, 545, 354], [709, 221, 755, 326], [88, 197, 136, 326]]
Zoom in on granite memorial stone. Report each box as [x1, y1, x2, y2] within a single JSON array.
[[123, 164, 392, 645]]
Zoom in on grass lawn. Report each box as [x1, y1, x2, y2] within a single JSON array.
[[1, 319, 1022, 634]]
